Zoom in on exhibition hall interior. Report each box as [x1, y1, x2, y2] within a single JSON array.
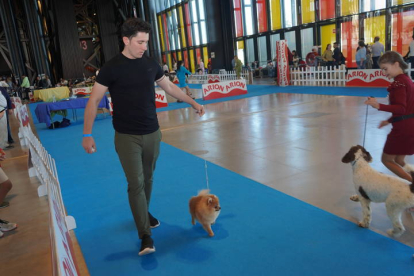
[[1, 0, 414, 275]]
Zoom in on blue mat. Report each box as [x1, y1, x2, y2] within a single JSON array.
[[32, 116, 413, 276]]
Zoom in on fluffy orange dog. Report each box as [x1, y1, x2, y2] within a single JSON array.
[[189, 189, 221, 237]]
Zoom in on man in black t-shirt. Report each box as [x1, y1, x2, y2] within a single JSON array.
[[82, 18, 204, 256]]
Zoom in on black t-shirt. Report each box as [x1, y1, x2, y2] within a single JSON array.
[[96, 53, 164, 135]]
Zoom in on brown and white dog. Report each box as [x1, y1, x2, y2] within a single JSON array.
[[342, 145, 414, 237], [189, 189, 221, 237]]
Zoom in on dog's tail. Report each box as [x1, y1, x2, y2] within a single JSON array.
[[410, 172, 414, 194], [197, 189, 210, 196]]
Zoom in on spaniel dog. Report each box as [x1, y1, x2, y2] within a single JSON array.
[[342, 145, 414, 237]]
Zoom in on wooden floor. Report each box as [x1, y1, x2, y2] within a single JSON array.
[[1, 80, 413, 275]]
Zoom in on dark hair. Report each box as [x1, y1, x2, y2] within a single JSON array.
[[121, 18, 151, 38], [374, 36, 380, 42], [177, 60, 183, 69], [358, 40, 365, 47], [326, 44, 331, 50], [378, 51, 408, 71]]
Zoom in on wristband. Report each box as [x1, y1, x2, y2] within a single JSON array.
[[83, 134, 92, 137]]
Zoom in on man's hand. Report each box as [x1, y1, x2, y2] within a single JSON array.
[[193, 103, 205, 117], [82, 137, 96, 154]]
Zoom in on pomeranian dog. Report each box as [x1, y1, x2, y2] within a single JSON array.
[[189, 189, 221, 237]]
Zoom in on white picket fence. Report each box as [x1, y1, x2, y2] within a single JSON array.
[[290, 65, 347, 86], [15, 102, 79, 276], [187, 70, 252, 84], [290, 63, 414, 86]]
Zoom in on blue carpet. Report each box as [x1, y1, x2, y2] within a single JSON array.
[[32, 115, 413, 276]]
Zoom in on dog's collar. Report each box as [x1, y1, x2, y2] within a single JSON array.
[[351, 156, 361, 166]]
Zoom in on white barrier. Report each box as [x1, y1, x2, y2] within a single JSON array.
[[15, 105, 79, 276], [290, 63, 413, 87], [187, 70, 252, 84], [290, 65, 347, 86]]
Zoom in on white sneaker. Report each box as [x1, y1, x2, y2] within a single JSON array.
[[0, 219, 17, 232], [0, 230, 3, 238]]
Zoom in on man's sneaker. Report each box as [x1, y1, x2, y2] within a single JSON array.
[[0, 201, 9, 209], [149, 212, 160, 229], [0, 230, 3, 238], [0, 219, 17, 232], [139, 235, 155, 256]]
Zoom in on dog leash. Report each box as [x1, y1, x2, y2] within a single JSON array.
[[204, 158, 209, 190], [197, 105, 209, 190], [362, 96, 373, 148]]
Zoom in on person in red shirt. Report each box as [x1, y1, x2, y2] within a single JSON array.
[[365, 51, 414, 182]]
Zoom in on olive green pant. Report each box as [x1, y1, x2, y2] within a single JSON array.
[[114, 129, 161, 238]]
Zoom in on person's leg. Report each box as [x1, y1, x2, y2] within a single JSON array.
[[0, 168, 11, 206], [141, 129, 162, 208], [382, 153, 412, 182], [372, 57, 379, 69], [114, 132, 151, 239], [5, 112, 13, 144]]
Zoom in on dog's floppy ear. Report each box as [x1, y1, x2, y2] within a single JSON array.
[[342, 149, 356, 163], [361, 148, 373, 163]]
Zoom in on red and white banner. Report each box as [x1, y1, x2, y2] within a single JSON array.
[[72, 87, 92, 95], [207, 74, 220, 83], [18, 105, 30, 127], [346, 69, 391, 87], [276, 40, 290, 87], [202, 79, 247, 100], [155, 89, 168, 108]]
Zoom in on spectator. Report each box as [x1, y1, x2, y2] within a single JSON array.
[[34, 76, 43, 89], [404, 35, 414, 79], [356, 40, 366, 69], [366, 44, 373, 69], [333, 42, 344, 66], [292, 50, 300, 68], [44, 75, 52, 88], [172, 60, 177, 71], [371, 36, 385, 69], [6, 77, 13, 91], [306, 46, 320, 67], [20, 75, 30, 100], [0, 93, 10, 149], [234, 56, 243, 79], [198, 59, 205, 75], [0, 87, 14, 145], [60, 78, 68, 86], [176, 60, 194, 101], [0, 145, 17, 238], [207, 59, 212, 74], [322, 44, 335, 68]]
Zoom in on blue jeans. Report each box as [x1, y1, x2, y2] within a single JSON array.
[[372, 56, 380, 69], [357, 61, 365, 69]]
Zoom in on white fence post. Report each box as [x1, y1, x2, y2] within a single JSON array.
[[187, 70, 253, 85], [290, 64, 347, 86]]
